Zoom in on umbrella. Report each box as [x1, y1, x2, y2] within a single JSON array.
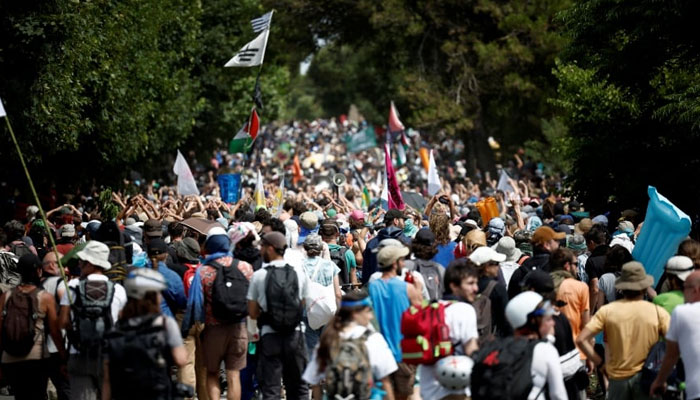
[[180, 218, 225, 235], [401, 191, 427, 211]]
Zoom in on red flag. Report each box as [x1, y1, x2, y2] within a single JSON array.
[[388, 101, 405, 133], [292, 154, 303, 185], [248, 107, 260, 141], [384, 143, 405, 210]]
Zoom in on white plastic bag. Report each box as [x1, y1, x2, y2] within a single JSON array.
[[305, 262, 337, 330]]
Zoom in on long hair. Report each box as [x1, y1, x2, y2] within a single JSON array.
[[411, 241, 438, 260], [316, 290, 370, 373], [120, 292, 160, 320], [678, 238, 700, 269], [429, 213, 451, 246]]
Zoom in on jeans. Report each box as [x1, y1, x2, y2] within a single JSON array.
[[303, 316, 323, 361], [257, 331, 308, 400], [608, 371, 652, 400]]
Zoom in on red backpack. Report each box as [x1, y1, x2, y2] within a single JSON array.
[[183, 263, 199, 296], [400, 301, 453, 365]]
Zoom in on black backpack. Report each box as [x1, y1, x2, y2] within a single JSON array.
[[410, 259, 444, 301], [1, 287, 41, 357], [104, 313, 174, 400], [68, 279, 115, 353], [330, 246, 349, 285], [471, 336, 541, 400], [260, 264, 302, 334], [209, 260, 249, 322]]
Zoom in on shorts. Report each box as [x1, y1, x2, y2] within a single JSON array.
[[389, 362, 417, 397], [201, 322, 247, 372]]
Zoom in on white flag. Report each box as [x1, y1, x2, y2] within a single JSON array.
[[0, 97, 6, 118], [225, 30, 269, 67], [497, 169, 516, 194], [173, 150, 200, 196], [251, 11, 273, 33], [427, 150, 442, 196]]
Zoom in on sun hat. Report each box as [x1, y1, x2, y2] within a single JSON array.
[[377, 245, 410, 268], [614, 261, 654, 291], [469, 246, 506, 266], [665, 256, 694, 282], [531, 226, 566, 245], [175, 237, 200, 263], [76, 240, 112, 270], [495, 236, 522, 262]]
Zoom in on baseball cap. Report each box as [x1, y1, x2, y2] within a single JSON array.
[[413, 228, 436, 246], [144, 219, 163, 238], [349, 210, 365, 221], [531, 226, 566, 245], [377, 245, 410, 268], [59, 224, 76, 238], [147, 238, 168, 256], [299, 211, 319, 230], [469, 246, 506, 266], [261, 231, 287, 252]]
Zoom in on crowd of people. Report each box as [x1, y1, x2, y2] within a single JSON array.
[[0, 119, 697, 400]]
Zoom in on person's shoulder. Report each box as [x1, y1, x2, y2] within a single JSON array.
[[446, 300, 476, 316], [534, 340, 559, 358]]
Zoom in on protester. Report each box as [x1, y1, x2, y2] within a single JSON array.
[[361, 209, 410, 285], [404, 228, 444, 301], [653, 255, 693, 315], [147, 238, 187, 318], [468, 246, 511, 337], [507, 225, 565, 299], [320, 220, 358, 287]]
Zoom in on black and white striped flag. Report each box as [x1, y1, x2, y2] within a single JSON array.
[[251, 11, 273, 33], [224, 30, 269, 67]]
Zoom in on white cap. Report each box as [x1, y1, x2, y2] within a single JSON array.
[[505, 291, 543, 329], [468, 246, 506, 266], [125, 268, 167, 299]]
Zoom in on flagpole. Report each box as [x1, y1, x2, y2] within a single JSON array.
[[3, 116, 72, 303]]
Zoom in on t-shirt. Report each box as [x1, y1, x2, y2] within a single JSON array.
[[584, 299, 670, 379], [200, 256, 254, 325], [246, 259, 310, 336], [419, 302, 478, 400], [557, 278, 589, 359], [598, 273, 618, 303], [369, 269, 430, 300], [665, 302, 700, 400], [302, 256, 339, 287], [302, 324, 398, 385], [368, 277, 409, 362], [432, 241, 457, 268], [327, 243, 357, 275], [530, 342, 568, 400], [60, 274, 128, 354], [652, 290, 684, 316]]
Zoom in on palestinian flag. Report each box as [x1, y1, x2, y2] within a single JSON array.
[[229, 108, 260, 153]]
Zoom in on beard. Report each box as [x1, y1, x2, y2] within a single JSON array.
[[262, 250, 271, 263]]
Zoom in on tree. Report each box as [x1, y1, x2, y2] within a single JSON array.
[[553, 0, 700, 215]]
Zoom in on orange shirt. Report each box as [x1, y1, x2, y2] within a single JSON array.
[[557, 278, 589, 359]]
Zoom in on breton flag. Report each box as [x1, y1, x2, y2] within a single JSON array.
[[0, 97, 6, 118], [173, 150, 200, 196], [427, 150, 442, 196], [229, 108, 260, 154], [251, 11, 273, 33], [225, 29, 269, 67]]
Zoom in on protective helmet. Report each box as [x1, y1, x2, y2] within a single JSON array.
[[124, 268, 167, 299], [435, 355, 474, 390], [505, 291, 544, 329]]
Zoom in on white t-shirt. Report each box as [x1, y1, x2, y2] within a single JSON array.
[[369, 269, 430, 300], [246, 259, 310, 336], [666, 302, 700, 399], [59, 274, 128, 354], [529, 342, 567, 400], [420, 301, 478, 400], [499, 261, 520, 290], [302, 324, 398, 385]]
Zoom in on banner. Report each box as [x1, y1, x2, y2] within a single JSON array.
[[345, 126, 377, 153], [384, 143, 405, 210], [173, 150, 200, 196], [427, 150, 441, 196], [218, 173, 242, 204]]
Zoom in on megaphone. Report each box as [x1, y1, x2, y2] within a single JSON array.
[[333, 173, 347, 187]]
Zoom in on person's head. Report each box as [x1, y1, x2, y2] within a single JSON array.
[[176, 237, 200, 264], [168, 221, 184, 240], [303, 233, 323, 258], [683, 270, 700, 303], [678, 238, 700, 269], [615, 261, 653, 299], [121, 268, 167, 320], [384, 209, 405, 229], [429, 213, 451, 245], [665, 256, 694, 291], [468, 246, 505, 278], [506, 291, 555, 339], [411, 229, 438, 260], [520, 269, 556, 303], [143, 219, 163, 242], [203, 226, 230, 256], [4, 220, 25, 242], [147, 238, 168, 266], [260, 231, 287, 262], [531, 226, 565, 252], [445, 258, 479, 302], [17, 253, 42, 286], [549, 248, 578, 274], [76, 240, 112, 278], [486, 217, 506, 246], [58, 224, 76, 242], [603, 244, 633, 274], [316, 290, 374, 372], [377, 244, 410, 275], [320, 221, 340, 243], [262, 218, 285, 235], [463, 229, 487, 255], [299, 211, 319, 231], [584, 225, 607, 251], [348, 210, 365, 229], [42, 250, 63, 277]]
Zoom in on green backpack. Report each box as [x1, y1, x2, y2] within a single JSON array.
[[325, 330, 373, 400]]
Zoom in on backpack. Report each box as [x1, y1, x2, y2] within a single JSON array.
[[330, 246, 349, 285], [9, 241, 33, 259], [68, 279, 115, 353], [104, 313, 174, 400], [182, 263, 198, 296], [325, 330, 373, 400], [410, 259, 443, 301], [210, 260, 248, 322], [260, 264, 302, 334], [473, 280, 497, 343], [400, 301, 453, 365], [471, 336, 541, 400], [1, 287, 41, 357]]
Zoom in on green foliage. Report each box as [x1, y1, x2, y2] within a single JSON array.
[[97, 188, 119, 221]]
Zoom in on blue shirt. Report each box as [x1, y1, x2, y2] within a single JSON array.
[[369, 277, 409, 362], [150, 261, 187, 317], [432, 242, 457, 268]]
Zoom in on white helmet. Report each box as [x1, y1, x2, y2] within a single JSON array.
[[124, 268, 167, 299], [435, 356, 474, 391], [505, 291, 543, 329]]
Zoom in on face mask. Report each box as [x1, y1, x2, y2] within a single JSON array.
[[404, 219, 418, 237]]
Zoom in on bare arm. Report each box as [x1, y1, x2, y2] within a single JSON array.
[[406, 281, 423, 307], [333, 275, 342, 307], [575, 327, 601, 366], [59, 305, 71, 331], [171, 344, 188, 367], [248, 300, 261, 320], [464, 337, 479, 356], [381, 376, 395, 400], [44, 292, 67, 360], [102, 361, 111, 400]]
